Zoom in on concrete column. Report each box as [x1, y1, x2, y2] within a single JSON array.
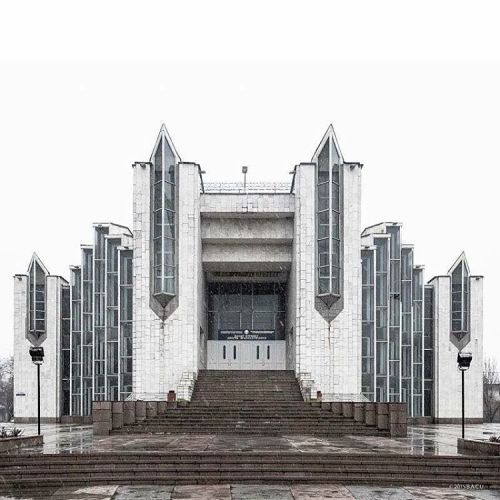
[[112, 402, 124, 430], [321, 402, 331, 410], [167, 390, 177, 409], [146, 401, 158, 418], [123, 401, 136, 425], [92, 402, 112, 436], [389, 402, 407, 437], [342, 402, 354, 418], [135, 401, 146, 421], [364, 402, 376, 426], [158, 401, 168, 414], [376, 402, 389, 431], [353, 402, 365, 423], [331, 402, 343, 416]]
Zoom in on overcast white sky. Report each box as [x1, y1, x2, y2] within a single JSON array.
[[0, 1, 499, 367]]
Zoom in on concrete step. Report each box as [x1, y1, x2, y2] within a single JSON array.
[[119, 370, 380, 437], [1, 453, 499, 490]]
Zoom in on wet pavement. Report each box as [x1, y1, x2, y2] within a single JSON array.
[[1, 484, 500, 499], [2, 423, 500, 498], [8, 422, 500, 456]]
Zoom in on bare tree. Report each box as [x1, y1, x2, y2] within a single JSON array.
[[0, 356, 14, 421], [483, 357, 500, 423]]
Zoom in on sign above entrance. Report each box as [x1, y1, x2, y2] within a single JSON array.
[[219, 330, 275, 341]]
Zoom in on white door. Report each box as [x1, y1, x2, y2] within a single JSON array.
[[207, 341, 286, 370]]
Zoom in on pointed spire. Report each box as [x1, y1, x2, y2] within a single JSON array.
[[150, 124, 181, 163], [27, 252, 49, 275], [311, 124, 344, 164], [448, 251, 470, 275]]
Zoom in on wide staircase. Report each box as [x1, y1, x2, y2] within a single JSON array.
[[114, 370, 384, 436], [1, 453, 500, 489]]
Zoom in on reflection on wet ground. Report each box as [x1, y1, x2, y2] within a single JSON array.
[[8, 422, 500, 456], [2, 424, 500, 499]]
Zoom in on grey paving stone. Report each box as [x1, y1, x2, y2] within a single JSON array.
[[0, 491, 56, 500], [51, 485, 118, 499], [346, 485, 415, 499], [172, 484, 231, 500], [468, 489, 500, 500], [291, 484, 355, 499], [405, 486, 500, 500], [10, 422, 500, 456], [230, 484, 293, 500], [113, 485, 174, 499]]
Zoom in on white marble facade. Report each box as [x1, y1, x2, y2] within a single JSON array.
[[429, 265, 484, 422], [131, 125, 363, 401], [13, 263, 66, 422], [13, 124, 484, 422]]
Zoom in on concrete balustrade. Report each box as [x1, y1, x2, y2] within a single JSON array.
[[92, 397, 406, 438], [158, 401, 168, 415], [167, 391, 177, 409], [146, 401, 158, 418], [364, 402, 376, 426], [353, 402, 365, 423], [94, 398, 183, 435], [342, 402, 353, 418], [376, 403, 389, 431], [112, 402, 123, 430], [331, 402, 343, 416], [123, 401, 136, 425], [389, 402, 407, 437], [135, 401, 147, 421], [92, 402, 112, 436]]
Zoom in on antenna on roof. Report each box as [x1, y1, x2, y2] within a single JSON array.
[[242, 166, 248, 192]]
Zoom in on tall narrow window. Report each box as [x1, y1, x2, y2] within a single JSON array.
[[27, 254, 48, 342], [151, 126, 178, 307], [81, 247, 94, 416], [119, 249, 133, 400], [315, 127, 343, 306], [450, 254, 470, 335], [361, 249, 375, 401], [70, 266, 82, 416], [61, 284, 71, 415]]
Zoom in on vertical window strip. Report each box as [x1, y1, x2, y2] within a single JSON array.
[[450, 259, 469, 334], [70, 267, 82, 416], [316, 136, 342, 298], [152, 135, 177, 299]]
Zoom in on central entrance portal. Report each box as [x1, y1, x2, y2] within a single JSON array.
[[206, 282, 286, 370]]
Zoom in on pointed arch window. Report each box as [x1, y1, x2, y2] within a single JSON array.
[[450, 256, 469, 334], [315, 131, 342, 304], [151, 130, 178, 305]]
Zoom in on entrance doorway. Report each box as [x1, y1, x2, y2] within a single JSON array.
[[206, 282, 286, 370]]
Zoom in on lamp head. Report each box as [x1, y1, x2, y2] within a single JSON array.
[[457, 351, 472, 371], [242, 166, 248, 174], [29, 346, 44, 365]]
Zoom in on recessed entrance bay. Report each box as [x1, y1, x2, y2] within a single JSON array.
[[207, 282, 287, 369], [208, 282, 286, 341]]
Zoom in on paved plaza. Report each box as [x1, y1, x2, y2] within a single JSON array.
[[10, 423, 500, 456], [0, 424, 499, 498]]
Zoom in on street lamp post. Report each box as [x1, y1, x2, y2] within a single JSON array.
[[457, 351, 472, 439], [29, 346, 44, 436]]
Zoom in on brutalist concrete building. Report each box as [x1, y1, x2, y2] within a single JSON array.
[[13, 125, 484, 423]]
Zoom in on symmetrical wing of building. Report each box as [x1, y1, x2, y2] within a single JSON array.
[[13, 125, 483, 423]]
